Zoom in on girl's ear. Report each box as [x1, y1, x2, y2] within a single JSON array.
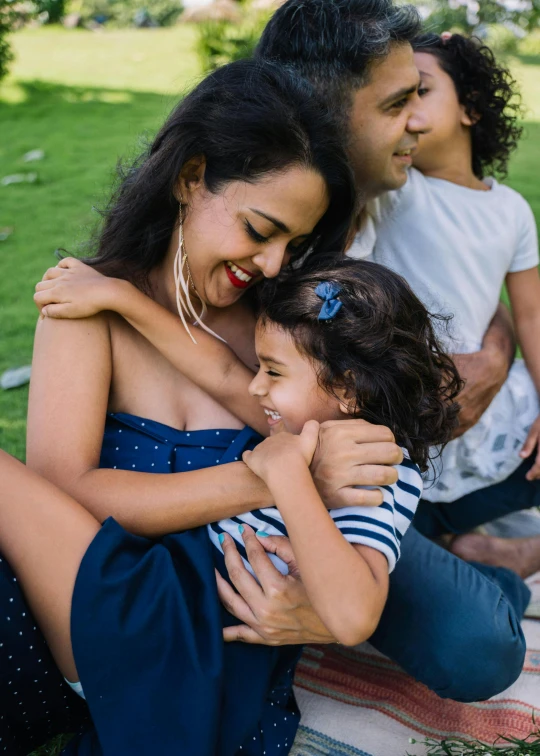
[[175, 156, 207, 204], [334, 375, 358, 416], [460, 99, 480, 127]]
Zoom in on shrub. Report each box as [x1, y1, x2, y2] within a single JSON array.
[[196, 11, 270, 72], [483, 23, 520, 56], [73, 0, 183, 27], [0, 0, 16, 82], [34, 0, 66, 23], [519, 29, 540, 56]]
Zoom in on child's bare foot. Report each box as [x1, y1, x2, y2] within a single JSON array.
[[450, 533, 540, 579]]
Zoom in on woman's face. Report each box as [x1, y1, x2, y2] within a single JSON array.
[[181, 165, 330, 309]]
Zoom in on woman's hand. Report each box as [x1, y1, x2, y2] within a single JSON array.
[[312, 419, 403, 508], [216, 525, 336, 645], [242, 421, 319, 482], [34, 258, 120, 319]]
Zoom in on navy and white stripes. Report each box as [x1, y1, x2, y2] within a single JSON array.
[[208, 451, 422, 574]]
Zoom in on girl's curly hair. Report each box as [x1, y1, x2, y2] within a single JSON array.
[[257, 259, 462, 472], [413, 32, 523, 178]]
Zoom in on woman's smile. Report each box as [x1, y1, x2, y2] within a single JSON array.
[[225, 261, 259, 288]]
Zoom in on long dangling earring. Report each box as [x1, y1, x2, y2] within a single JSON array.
[[174, 202, 226, 345]]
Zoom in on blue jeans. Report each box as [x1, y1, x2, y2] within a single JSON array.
[[370, 458, 537, 702]]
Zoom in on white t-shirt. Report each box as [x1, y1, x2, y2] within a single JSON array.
[[348, 168, 540, 501]]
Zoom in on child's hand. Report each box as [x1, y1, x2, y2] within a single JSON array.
[[242, 420, 320, 481], [34, 258, 119, 319], [520, 414, 540, 480]]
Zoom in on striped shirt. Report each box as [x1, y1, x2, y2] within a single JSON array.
[[208, 452, 422, 574]]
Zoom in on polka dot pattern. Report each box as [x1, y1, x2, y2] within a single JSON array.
[[0, 555, 89, 753]]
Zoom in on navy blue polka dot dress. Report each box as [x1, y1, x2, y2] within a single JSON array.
[[63, 412, 302, 756]]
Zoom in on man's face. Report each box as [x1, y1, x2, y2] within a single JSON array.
[[347, 42, 430, 198]]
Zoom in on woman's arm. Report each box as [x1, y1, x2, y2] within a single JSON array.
[[27, 314, 271, 537], [34, 258, 267, 435], [507, 267, 540, 479], [241, 422, 389, 646], [27, 316, 402, 537]]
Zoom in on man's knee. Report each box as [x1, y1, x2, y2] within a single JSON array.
[[426, 596, 526, 702]]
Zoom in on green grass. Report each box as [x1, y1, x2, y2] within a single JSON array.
[[0, 29, 540, 462], [0, 26, 202, 459]]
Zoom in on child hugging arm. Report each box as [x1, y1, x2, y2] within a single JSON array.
[[36, 257, 461, 645], [220, 259, 460, 645], [34, 257, 268, 435]]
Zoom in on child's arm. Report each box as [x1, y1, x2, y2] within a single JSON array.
[[507, 267, 540, 479], [34, 258, 268, 436], [242, 421, 389, 646]]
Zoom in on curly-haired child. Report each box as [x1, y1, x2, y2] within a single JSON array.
[[34, 254, 460, 658], [348, 32, 540, 577]]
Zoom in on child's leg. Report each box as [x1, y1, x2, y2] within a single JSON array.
[[0, 450, 100, 682]]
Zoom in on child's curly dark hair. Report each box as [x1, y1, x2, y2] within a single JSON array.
[[413, 32, 523, 178], [257, 259, 462, 472]]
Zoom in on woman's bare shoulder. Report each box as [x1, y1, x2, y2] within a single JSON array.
[[34, 311, 111, 340]]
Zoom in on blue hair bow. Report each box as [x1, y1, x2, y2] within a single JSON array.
[[315, 281, 343, 321]]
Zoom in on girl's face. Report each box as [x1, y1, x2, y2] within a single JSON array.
[[412, 51, 474, 173], [181, 164, 329, 310], [249, 320, 343, 435]]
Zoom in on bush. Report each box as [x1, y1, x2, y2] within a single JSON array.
[[519, 29, 540, 56], [34, 0, 66, 23], [0, 0, 16, 82], [482, 23, 519, 56], [196, 12, 269, 72], [72, 0, 183, 27]]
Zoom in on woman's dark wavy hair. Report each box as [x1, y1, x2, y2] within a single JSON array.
[[413, 33, 523, 178], [257, 259, 462, 471], [86, 59, 356, 288]]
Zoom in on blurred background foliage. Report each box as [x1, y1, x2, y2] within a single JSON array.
[[0, 1, 539, 461]]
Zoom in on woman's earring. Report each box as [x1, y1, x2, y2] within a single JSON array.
[[174, 201, 225, 345]]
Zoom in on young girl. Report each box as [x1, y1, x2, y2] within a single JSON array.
[[348, 33, 540, 576], [35, 254, 460, 645]]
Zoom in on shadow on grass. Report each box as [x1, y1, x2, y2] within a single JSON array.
[[0, 80, 182, 461], [516, 53, 540, 67], [0, 78, 180, 137]]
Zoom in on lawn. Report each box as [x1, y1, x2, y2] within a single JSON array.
[[0, 26, 202, 459], [1, 27, 540, 460]]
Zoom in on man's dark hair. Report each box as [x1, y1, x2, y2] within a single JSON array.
[[412, 33, 523, 178], [256, 0, 422, 115], [257, 258, 462, 472]]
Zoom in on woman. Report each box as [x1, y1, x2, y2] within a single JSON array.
[[0, 60, 402, 754]]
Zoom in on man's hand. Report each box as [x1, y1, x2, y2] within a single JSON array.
[[311, 419, 402, 508], [520, 414, 540, 481], [216, 526, 336, 645], [453, 303, 515, 438]]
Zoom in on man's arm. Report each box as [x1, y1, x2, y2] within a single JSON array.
[[452, 303, 515, 438]]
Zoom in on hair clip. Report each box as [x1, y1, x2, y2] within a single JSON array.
[[315, 281, 343, 321]]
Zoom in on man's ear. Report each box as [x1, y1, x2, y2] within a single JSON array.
[[175, 155, 207, 204]]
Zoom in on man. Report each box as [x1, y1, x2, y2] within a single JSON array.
[[254, 0, 528, 702]]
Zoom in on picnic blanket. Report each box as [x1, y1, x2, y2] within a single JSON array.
[[292, 602, 540, 755], [291, 510, 540, 755]]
